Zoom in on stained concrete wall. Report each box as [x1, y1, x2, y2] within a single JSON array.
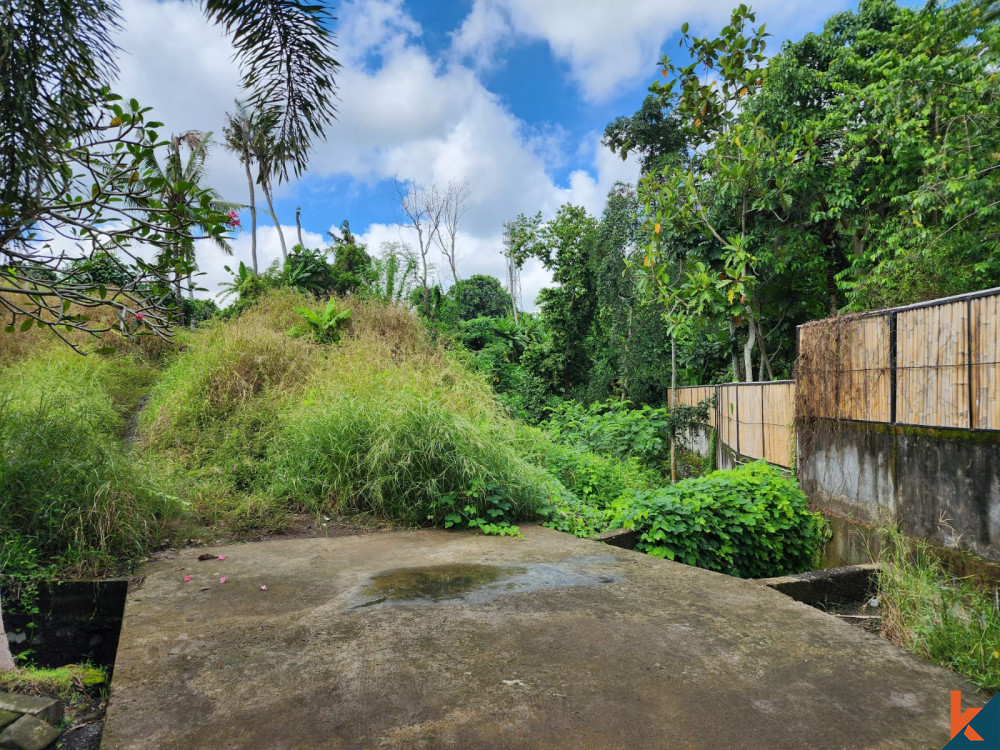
[[678, 426, 711, 458], [797, 419, 1000, 563]]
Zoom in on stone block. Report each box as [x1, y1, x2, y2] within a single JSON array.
[[0, 713, 16, 732], [0, 714, 60, 750], [0, 695, 61, 727]]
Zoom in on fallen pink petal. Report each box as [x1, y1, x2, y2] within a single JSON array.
[[217, 555, 227, 560], [183, 575, 192, 582], [219, 577, 227, 584], [260, 585, 268, 591]]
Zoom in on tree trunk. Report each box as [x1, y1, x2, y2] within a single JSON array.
[[670, 333, 677, 484], [0, 592, 17, 673], [755, 317, 774, 380], [743, 318, 756, 382], [729, 320, 740, 382], [262, 179, 287, 261], [244, 159, 258, 274], [295, 207, 304, 250]]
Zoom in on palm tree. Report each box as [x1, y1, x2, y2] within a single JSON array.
[[249, 111, 288, 261], [223, 101, 261, 273], [141, 130, 237, 315]]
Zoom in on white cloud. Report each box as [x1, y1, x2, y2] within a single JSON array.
[[451, 0, 849, 102], [108, 0, 654, 310], [337, 0, 422, 65]]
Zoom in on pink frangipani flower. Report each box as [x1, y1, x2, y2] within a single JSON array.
[[260, 585, 268, 591], [183, 575, 192, 582], [217, 555, 227, 560], [219, 577, 227, 584]]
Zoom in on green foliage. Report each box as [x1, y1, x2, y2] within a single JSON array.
[[540, 397, 711, 472], [877, 526, 1000, 693], [182, 297, 219, 324], [141, 292, 556, 537], [526, 429, 659, 506], [510, 206, 599, 394], [292, 298, 351, 343], [270, 391, 550, 532], [2, 90, 235, 349], [369, 242, 418, 304], [277, 247, 336, 296], [455, 314, 551, 421], [328, 221, 377, 295], [603, 93, 685, 175], [451, 275, 514, 321], [628, 0, 1000, 389], [611, 462, 827, 578], [62, 251, 138, 288], [0, 352, 177, 574]]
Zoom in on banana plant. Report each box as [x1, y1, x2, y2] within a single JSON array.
[[294, 298, 351, 343]]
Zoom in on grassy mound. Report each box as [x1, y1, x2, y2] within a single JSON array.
[[140, 292, 558, 535]]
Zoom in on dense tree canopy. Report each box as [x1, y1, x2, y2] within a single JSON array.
[[629, 0, 1000, 382], [451, 275, 513, 321]]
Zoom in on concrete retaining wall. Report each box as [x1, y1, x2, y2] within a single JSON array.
[[798, 419, 1000, 563]]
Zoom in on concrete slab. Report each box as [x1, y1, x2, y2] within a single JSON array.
[[102, 525, 983, 749]]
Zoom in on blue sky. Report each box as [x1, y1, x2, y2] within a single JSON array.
[[115, 0, 918, 305]]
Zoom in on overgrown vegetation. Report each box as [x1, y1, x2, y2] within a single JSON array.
[[877, 527, 1000, 694], [138, 291, 560, 540], [0, 348, 175, 574], [542, 460, 827, 579]]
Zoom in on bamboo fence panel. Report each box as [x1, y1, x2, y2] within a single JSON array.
[[762, 382, 795, 467], [971, 294, 999, 429], [797, 316, 890, 422], [670, 386, 716, 427], [675, 290, 999, 471], [718, 384, 739, 453], [896, 301, 969, 428], [736, 385, 764, 460]]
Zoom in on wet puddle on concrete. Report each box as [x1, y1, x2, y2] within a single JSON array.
[[353, 558, 618, 609]]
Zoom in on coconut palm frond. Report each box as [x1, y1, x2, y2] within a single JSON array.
[[201, 0, 340, 181]]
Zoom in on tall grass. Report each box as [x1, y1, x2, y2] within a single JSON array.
[[265, 297, 561, 525], [877, 527, 1000, 694], [0, 350, 175, 574], [139, 292, 559, 533]]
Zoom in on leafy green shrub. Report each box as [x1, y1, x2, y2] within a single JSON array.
[[610, 461, 827, 578], [540, 397, 711, 471], [512, 425, 659, 537], [877, 527, 1000, 693], [521, 429, 659, 508]]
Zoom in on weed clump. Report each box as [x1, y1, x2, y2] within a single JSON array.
[[877, 527, 1000, 694], [140, 291, 555, 535]]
